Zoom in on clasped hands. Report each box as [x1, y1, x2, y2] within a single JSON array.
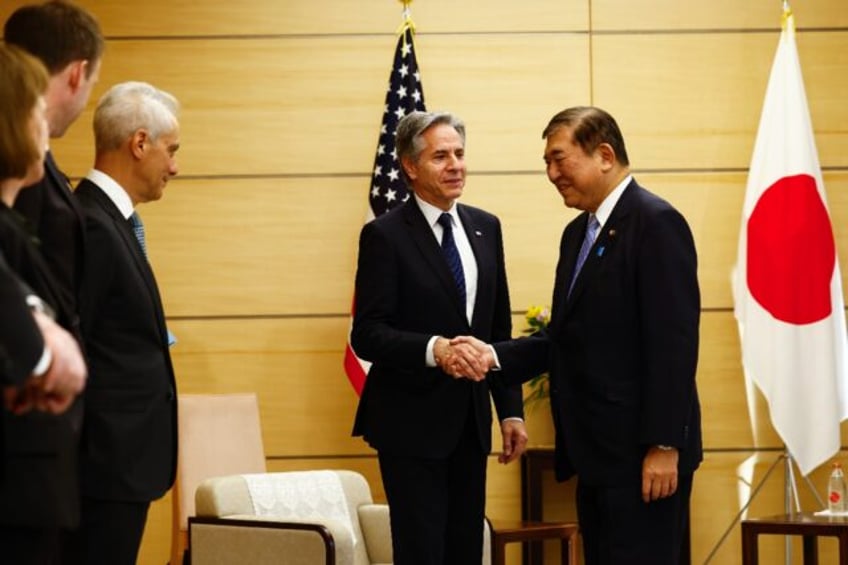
[[2, 310, 87, 415], [434, 335, 493, 381]]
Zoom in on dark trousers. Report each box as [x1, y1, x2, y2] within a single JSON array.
[[577, 474, 693, 565], [0, 525, 66, 565], [378, 411, 487, 565], [63, 497, 150, 565]]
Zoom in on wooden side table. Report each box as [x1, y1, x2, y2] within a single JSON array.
[[741, 512, 848, 564], [488, 520, 579, 565]]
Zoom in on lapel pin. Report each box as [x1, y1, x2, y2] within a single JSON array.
[[474, 230, 482, 237], [608, 229, 616, 238], [596, 246, 605, 257]]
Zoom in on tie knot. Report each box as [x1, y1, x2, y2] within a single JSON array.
[[129, 211, 143, 229], [586, 214, 600, 238], [438, 213, 453, 231]]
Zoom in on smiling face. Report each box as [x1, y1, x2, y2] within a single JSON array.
[[543, 125, 612, 213], [402, 123, 466, 211]]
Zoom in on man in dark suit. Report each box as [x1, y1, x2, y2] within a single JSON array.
[[3, 4, 103, 558], [73, 81, 180, 565], [4, 0, 104, 334], [458, 106, 701, 565], [351, 111, 527, 565]]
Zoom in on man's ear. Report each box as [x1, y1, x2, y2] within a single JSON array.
[[66, 60, 88, 92], [130, 129, 149, 159], [596, 142, 616, 172]]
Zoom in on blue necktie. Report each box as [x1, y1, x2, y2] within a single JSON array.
[[568, 214, 600, 298], [129, 211, 147, 257], [129, 211, 177, 346], [438, 213, 466, 306]]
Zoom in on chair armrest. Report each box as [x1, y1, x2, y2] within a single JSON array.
[[358, 503, 393, 564], [189, 516, 355, 565]]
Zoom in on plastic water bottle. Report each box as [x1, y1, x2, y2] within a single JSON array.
[[828, 461, 847, 512]]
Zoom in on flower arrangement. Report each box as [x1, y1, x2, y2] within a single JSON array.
[[522, 305, 550, 409]]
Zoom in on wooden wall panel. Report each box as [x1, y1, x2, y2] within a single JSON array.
[[169, 317, 364, 457], [592, 32, 848, 170], [1, 0, 843, 563], [144, 177, 365, 317], [145, 172, 848, 319], [50, 34, 590, 178], [592, 0, 848, 30], [0, 0, 590, 37]]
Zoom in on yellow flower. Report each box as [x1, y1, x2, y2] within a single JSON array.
[[522, 304, 550, 409]]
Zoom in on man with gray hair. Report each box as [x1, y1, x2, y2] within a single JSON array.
[[71, 81, 180, 565], [351, 110, 526, 564]]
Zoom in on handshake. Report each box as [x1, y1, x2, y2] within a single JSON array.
[[434, 335, 496, 382]]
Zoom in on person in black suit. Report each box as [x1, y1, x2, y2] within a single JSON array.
[[4, 0, 104, 333], [351, 111, 527, 565], [73, 81, 181, 565], [3, 4, 102, 560], [458, 107, 701, 565], [0, 43, 88, 564]]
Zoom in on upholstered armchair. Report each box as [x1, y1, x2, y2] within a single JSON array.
[[189, 470, 492, 565]]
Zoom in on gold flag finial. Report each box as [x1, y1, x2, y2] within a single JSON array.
[[781, 1, 794, 32], [396, 0, 416, 40]]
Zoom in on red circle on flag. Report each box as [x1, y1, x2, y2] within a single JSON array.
[[747, 174, 835, 324]]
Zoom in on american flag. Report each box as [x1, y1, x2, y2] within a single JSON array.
[[344, 20, 427, 395]]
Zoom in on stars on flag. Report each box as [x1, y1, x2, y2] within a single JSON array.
[[368, 27, 426, 218]]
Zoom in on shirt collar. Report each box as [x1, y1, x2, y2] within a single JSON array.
[[594, 174, 632, 228], [414, 193, 459, 229], [86, 169, 135, 220]]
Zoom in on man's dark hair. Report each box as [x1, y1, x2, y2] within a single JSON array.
[[542, 106, 630, 166], [4, 0, 104, 77]]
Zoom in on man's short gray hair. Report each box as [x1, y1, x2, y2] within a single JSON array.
[[395, 111, 465, 186], [93, 81, 179, 153]]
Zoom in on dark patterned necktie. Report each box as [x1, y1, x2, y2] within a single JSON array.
[[438, 213, 466, 306], [129, 211, 147, 258], [568, 214, 600, 298]]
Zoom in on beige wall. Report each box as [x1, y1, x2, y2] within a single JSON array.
[[2, 0, 847, 563]]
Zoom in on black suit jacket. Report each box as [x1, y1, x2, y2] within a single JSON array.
[[0, 204, 81, 528], [0, 252, 43, 387], [497, 180, 702, 485], [75, 179, 177, 502], [351, 199, 523, 458], [13, 151, 85, 342]]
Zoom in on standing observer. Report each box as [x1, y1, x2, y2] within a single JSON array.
[[351, 111, 527, 565], [73, 82, 181, 565], [0, 43, 88, 564], [461, 106, 702, 565], [3, 4, 103, 559]]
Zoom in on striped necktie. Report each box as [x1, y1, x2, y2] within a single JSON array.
[[129, 211, 147, 258], [438, 213, 466, 306]]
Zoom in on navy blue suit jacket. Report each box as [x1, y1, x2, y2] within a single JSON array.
[[496, 179, 702, 485], [351, 199, 523, 458], [75, 179, 177, 502]]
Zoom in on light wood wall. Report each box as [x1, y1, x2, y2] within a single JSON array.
[[2, 0, 847, 563]]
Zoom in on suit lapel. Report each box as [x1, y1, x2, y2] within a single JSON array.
[[81, 181, 169, 340], [457, 205, 488, 330], [565, 180, 638, 309], [402, 200, 468, 320]]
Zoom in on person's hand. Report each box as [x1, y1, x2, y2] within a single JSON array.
[[31, 311, 87, 414], [499, 419, 528, 464], [641, 446, 679, 502], [434, 337, 488, 381], [449, 336, 496, 374]]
